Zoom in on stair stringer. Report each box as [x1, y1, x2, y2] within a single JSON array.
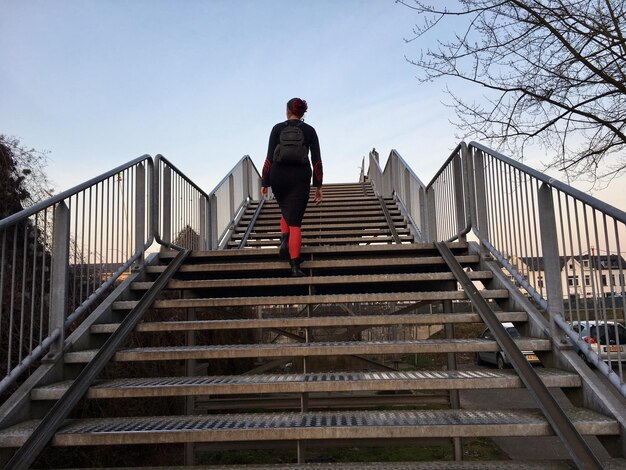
[[469, 242, 626, 457], [392, 193, 424, 243], [219, 196, 255, 250], [368, 174, 423, 244], [0, 253, 160, 431]]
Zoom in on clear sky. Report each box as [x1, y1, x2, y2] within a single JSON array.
[[1, 0, 624, 210]]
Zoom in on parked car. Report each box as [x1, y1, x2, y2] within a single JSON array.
[[475, 322, 540, 369], [570, 321, 626, 364]]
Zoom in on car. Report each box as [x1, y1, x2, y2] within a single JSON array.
[[570, 321, 626, 364], [475, 322, 541, 369]]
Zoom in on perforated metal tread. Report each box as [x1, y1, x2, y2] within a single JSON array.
[[147, 258, 480, 273], [231, 236, 415, 247], [231, 228, 412, 238], [129, 271, 494, 291], [90, 311, 528, 334], [0, 408, 617, 447], [157, 249, 475, 267], [32, 369, 581, 400], [64, 337, 551, 363], [63, 462, 584, 470], [159, 241, 469, 258], [111, 289, 508, 310], [70, 461, 626, 470]]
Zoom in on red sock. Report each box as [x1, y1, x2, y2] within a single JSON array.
[[280, 216, 289, 234], [288, 226, 302, 259]]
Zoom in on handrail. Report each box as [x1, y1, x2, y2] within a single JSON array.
[[466, 142, 626, 397], [367, 140, 626, 397], [437, 242, 603, 470], [0, 155, 153, 395], [0, 150, 261, 465], [367, 149, 428, 242], [425, 144, 464, 190], [389, 149, 428, 190], [3, 249, 190, 470], [425, 143, 471, 242], [469, 142, 626, 223], [0, 150, 262, 393], [0, 155, 152, 231], [154, 154, 261, 251]]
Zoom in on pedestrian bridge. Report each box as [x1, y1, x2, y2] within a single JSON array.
[[0, 143, 625, 469]]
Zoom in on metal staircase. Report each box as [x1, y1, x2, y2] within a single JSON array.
[[1, 152, 625, 469]]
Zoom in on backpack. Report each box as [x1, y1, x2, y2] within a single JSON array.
[[274, 122, 309, 165]]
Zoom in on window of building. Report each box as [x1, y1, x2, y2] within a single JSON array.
[[568, 275, 578, 286]]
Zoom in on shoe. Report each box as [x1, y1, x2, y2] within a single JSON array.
[[290, 257, 306, 277], [279, 233, 289, 260]]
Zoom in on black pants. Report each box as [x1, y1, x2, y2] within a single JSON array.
[[270, 163, 311, 227]]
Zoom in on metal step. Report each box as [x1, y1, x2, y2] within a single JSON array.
[[66, 461, 626, 470], [252, 216, 403, 225], [111, 289, 508, 310], [250, 205, 386, 214], [247, 212, 403, 222], [32, 369, 580, 400], [91, 311, 526, 334], [159, 241, 469, 259], [252, 205, 390, 213], [229, 235, 414, 247], [146, 255, 481, 274], [261, 196, 387, 204], [63, 337, 550, 363], [230, 228, 412, 239], [0, 408, 617, 447], [129, 271, 494, 291], [234, 222, 398, 232]]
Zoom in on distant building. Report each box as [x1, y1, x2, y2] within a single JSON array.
[[510, 254, 626, 301]]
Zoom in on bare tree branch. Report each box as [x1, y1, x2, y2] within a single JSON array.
[[401, 0, 626, 182]]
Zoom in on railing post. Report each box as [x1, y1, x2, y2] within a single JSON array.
[[453, 154, 466, 242], [228, 174, 235, 222], [463, 145, 477, 233], [199, 196, 208, 251], [134, 163, 145, 268], [418, 186, 427, 241], [162, 166, 172, 246], [243, 157, 252, 199], [473, 151, 490, 257], [208, 194, 218, 250], [403, 168, 411, 215], [537, 183, 567, 347], [48, 202, 70, 358], [383, 157, 392, 197], [426, 187, 437, 242]]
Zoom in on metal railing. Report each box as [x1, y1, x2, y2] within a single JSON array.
[[369, 142, 626, 396], [154, 155, 261, 250], [0, 153, 261, 394], [0, 156, 153, 395], [466, 142, 626, 396], [425, 144, 471, 243], [368, 145, 470, 243], [368, 149, 428, 242]]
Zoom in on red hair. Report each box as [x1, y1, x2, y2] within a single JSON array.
[[287, 98, 308, 118]]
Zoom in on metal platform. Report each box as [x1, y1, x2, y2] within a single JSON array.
[[63, 337, 552, 363], [31, 369, 581, 400], [0, 408, 617, 447]]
